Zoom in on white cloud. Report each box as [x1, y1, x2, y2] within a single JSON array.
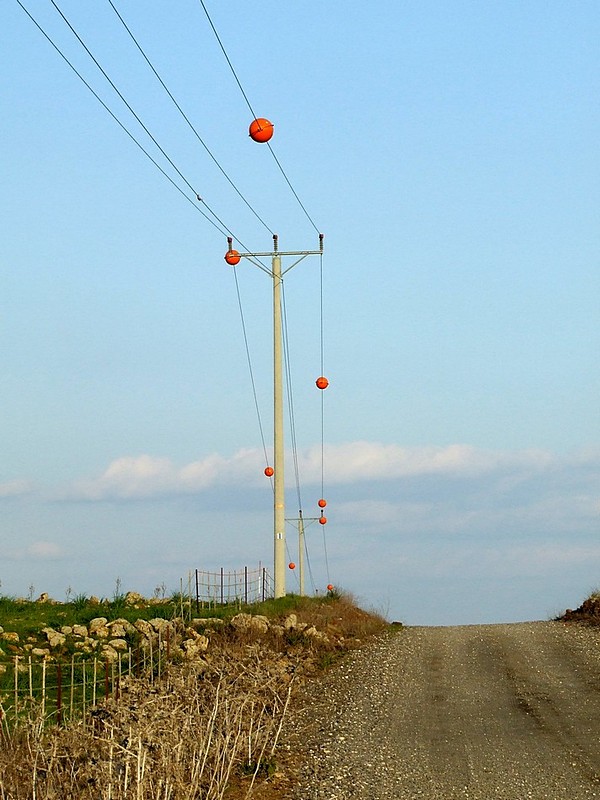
[[68, 442, 566, 500], [336, 499, 480, 534], [0, 479, 33, 498], [27, 541, 63, 559], [2, 441, 597, 626], [5, 541, 64, 561], [71, 449, 263, 500], [306, 441, 555, 483]]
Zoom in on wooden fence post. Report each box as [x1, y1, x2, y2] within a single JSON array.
[[92, 658, 98, 707], [13, 656, 19, 721], [70, 655, 75, 722], [104, 660, 110, 703], [82, 660, 87, 724], [56, 662, 62, 725], [41, 657, 46, 722]]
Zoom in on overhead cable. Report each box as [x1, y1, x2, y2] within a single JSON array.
[[197, 0, 321, 234], [197, 0, 258, 120], [106, 0, 274, 236], [47, 1, 226, 223], [281, 283, 304, 514], [14, 0, 227, 236], [231, 267, 271, 472]]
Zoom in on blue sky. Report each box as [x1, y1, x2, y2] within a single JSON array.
[[1, 1, 598, 624]]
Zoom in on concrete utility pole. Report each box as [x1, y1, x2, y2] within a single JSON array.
[[227, 233, 323, 598], [272, 244, 285, 597], [286, 511, 322, 596], [298, 511, 305, 596]]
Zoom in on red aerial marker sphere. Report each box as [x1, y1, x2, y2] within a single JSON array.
[[319, 515, 327, 525], [264, 466, 274, 477], [288, 562, 296, 570], [327, 584, 334, 592], [318, 498, 327, 509], [249, 118, 274, 143], [225, 249, 241, 265], [316, 376, 329, 390]]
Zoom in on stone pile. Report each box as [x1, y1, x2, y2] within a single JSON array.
[[0, 611, 333, 664]]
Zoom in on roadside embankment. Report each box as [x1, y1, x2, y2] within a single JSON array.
[[0, 592, 389, 799]]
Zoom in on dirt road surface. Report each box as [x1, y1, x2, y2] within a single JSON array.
[[289, 622, 600, 799]]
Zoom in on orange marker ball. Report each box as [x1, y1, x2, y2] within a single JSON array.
[[225, 249, 241, 265], [264, 466, 274, 477], [316, 376, 329, 390], [327, 584, 334, 592], [318, 498, 327, 508], [319, 515, 327, 525], [288, 562, 296, 570], [249, 118, 274, 143]]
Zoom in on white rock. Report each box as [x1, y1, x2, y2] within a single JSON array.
[[89, 617, 109, 634], [284, 614, 298, 630], [134, 619, 154, 638], [125, 591, 145, 607], [192, 617, 225, 628], [230, 613, 253, 631], [250, 615, 270, 633], [48, 632, 66, 648], [100, 645, 120, 662]]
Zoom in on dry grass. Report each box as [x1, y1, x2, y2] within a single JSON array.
[[0, 595, 390, 799]]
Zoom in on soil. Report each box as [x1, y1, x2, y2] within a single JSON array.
[[263, 621, 600, 799]]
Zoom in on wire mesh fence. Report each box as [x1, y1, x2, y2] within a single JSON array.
[[0, 639, 170, 732], [0, 566, 274, 732], [192, 564, 274, 609]]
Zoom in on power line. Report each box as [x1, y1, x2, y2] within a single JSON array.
[[106, 0, 275, 237], [48, 2, 202, 206], [281, 282, 303, 513], [15, 0, 227, 237], [231, 266, 270, 471], [267, 143, 320, 234], [197, 0, 321, 234], [21, 0, 267, 251], [303, 525, 317, 594], [197, 0, 258, 120]]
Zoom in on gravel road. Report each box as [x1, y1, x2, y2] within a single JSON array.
[[287, 622, 600, 799]]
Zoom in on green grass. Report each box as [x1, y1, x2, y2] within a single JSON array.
[[0, 596, 177, 644], [0, 592, 339, 646], [0, 590, 390, 663]]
